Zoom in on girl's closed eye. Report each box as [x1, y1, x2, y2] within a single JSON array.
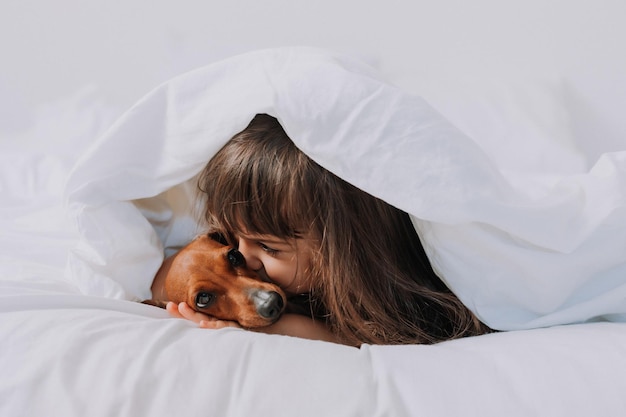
[[258, 242, 279, 256]]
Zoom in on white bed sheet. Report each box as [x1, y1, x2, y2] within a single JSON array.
[[2, 282, 626, 416], [1, 49, 626, 417]]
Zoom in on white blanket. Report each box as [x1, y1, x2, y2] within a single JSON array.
[[65, 47, 626, 331]]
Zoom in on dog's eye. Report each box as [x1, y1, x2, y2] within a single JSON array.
[[227, 248, 245, 268], [195, 292, 216, 309]]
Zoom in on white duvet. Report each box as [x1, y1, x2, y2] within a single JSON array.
[[65, 47, 626, 330], [2, 48, 626, 416]]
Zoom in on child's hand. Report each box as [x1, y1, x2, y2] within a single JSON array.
[[166, 301, 242, 330], [166, 301, 343, 344]]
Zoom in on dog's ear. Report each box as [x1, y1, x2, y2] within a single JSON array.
[[141, 299, 167, 309]]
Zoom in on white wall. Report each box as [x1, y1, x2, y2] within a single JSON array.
[[2, 0, 625, 152]]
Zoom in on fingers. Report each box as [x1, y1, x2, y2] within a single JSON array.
[[165, 302, 242, 330], [165, 301, 185, 319], [166, 301, 211, 324]]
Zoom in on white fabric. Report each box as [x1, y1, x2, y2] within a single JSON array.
[[2, 48, 626, 417], [2, 281, 626, 417], [64, 47, 626, 330]]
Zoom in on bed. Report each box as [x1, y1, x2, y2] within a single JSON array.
[[2, 47, 626, 417]]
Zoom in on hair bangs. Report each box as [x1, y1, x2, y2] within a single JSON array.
[[200, 115, 315, 242]]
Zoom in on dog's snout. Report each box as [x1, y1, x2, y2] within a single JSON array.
[[251, 290, 285, 320]]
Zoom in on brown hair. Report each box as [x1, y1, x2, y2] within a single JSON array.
[[199, 114, 490, 345]]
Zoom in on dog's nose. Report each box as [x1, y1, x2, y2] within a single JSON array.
[[251, 290, 285, 320]]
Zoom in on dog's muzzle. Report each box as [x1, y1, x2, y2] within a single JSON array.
[[251, 290, 285, 320]]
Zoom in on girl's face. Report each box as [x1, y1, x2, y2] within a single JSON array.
[[235, 231, 314, 295]]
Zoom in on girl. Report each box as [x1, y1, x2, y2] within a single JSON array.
[[165, 114, 491, 346]]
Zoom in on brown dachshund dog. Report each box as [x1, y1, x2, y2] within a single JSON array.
[[145, 234, 286, 328]]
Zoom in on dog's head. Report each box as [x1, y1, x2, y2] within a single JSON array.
[[154, 234, 286, 328]]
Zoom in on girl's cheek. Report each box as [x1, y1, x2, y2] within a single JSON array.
[[267, 258, 298, 289]]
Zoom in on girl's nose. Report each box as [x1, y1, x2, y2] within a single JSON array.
[[237, 238, 263, 270]]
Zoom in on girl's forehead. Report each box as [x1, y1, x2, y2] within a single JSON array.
[[238, 230, 292, 245], [235, 223, 317, 247], [229, 212, 307, 239], [232, 220, 291, 239]]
